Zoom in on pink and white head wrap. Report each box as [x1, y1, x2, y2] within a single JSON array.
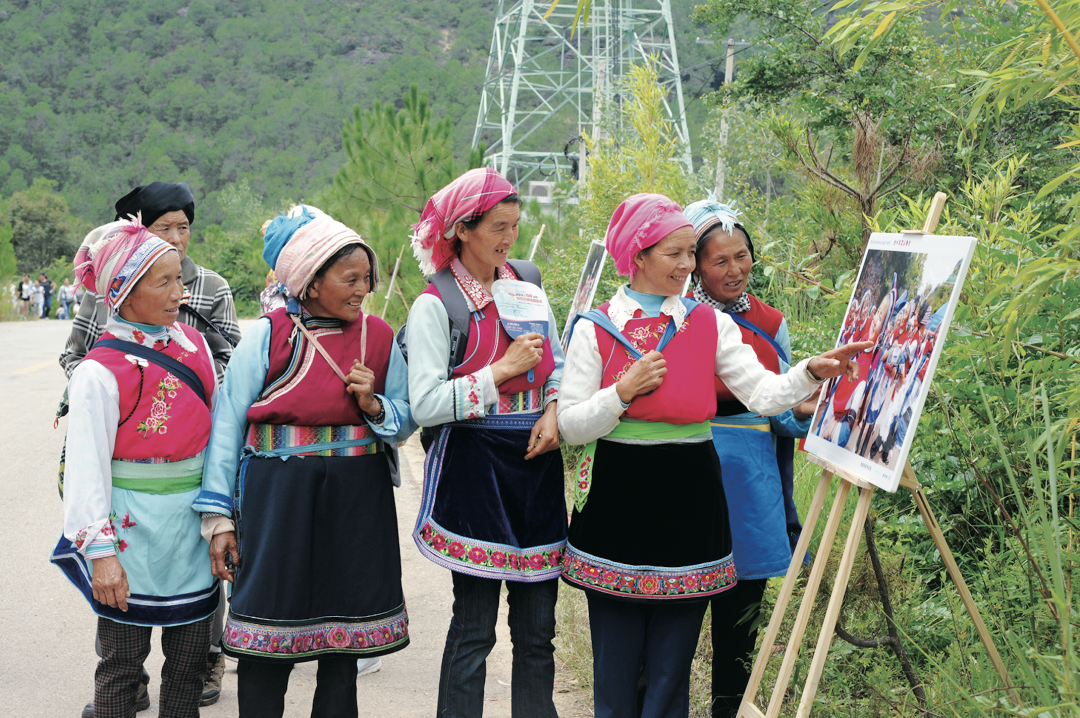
[[604, 193, 693, 279], [266, 205, 379, 300], [410, 167, 517, 276], [74, 219, 176, 314]]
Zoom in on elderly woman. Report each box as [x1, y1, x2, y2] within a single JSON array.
[[557, 193, 871, 718], [195, 205, 415, 718], [683, 196, 819, 718], [60, 182, 240, 717], [405, 167, 566, 718], [51, 220, 219, 718]]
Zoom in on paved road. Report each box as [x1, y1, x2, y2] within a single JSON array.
[[0, 318, 585, 717]]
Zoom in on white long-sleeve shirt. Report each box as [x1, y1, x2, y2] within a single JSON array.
[[63, 323, 217, 558], [557, 286, 822, 446]]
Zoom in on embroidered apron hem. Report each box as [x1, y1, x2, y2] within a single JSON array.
[[560, 542, 736, 600], [220, 605, 409, 661], [413, 518, 565, 583]]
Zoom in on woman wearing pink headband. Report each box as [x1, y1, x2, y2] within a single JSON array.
[[196, 205, 416, 718], [406, 168, 567, 718], [51, 220, 219, 718], [557, 193, 871, 718]]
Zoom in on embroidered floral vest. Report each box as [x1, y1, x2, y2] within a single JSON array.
[[715, 294, 784, 405], [246, 308, 393, 427], [594, 302, 718, 424], [422, 283, 556, 397], [85, 323, 215, 462]]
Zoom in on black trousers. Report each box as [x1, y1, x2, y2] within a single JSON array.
[[237, 655, 359, 718], [710, 578, 767, 718]]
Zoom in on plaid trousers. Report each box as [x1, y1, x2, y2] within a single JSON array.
[[95, 615, 213, 718]]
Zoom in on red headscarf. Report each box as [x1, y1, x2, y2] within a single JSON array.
[[410, 167, 516, 276]]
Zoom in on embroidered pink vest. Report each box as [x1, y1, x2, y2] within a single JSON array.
[[421, 284, 555, 397], [714, 295, 784, 405], [594, 302, 718, 424], [246, 308, 393, 427], [86, 324, 215, 462]]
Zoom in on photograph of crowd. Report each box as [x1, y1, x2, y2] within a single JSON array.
[[806, 232, 976, 491]]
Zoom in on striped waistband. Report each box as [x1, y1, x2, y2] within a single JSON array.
[[710, 420, 771, 432], [492, 388, 543, 415], [245, 424, 380, 457]]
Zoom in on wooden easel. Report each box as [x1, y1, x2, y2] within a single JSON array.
[[738, 193, 1015, 718]]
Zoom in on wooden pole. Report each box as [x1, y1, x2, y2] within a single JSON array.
[[796, 486, 875, 718], [381, 245, 405, 321], [900, 464, 1016, 702], [527, 224, 547, 262], [740, 468, 833, 717], [765, 476, 852, 718]]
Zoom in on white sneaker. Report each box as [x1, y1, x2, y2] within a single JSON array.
[[356, 657, 382, 677]]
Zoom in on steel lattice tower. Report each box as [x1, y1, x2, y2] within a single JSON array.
[[471, 0, 693, 191]]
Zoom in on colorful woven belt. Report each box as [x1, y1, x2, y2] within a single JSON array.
[[245, 424, 380, 457], [493, 388, 543, 414]]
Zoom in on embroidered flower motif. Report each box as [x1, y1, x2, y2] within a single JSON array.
[[117, 540, 128, 552], [561, 550, 736, 599], [132, 329, 146, 344], [432, 534, 447, 550], [326, 626, 352, 648], [491, 551, 507, 567], [136, 373, 181, 438], [448, 541, 466, 558], [468, 547, 488, 564]]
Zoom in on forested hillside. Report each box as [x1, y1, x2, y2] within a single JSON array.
[[0, 0, 719, 230]]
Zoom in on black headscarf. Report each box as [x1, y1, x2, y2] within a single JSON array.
[[114, 182, 196, 227]]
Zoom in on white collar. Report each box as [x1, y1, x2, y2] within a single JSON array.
[[105, 316, 199, 353], [605, 284, 689, 331]]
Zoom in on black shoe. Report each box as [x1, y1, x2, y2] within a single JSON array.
[[81, 674, 150, 717]]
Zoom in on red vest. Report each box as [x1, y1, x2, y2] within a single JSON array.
[[85, 324, 215, 462], [247, 308, 393, 427], [714, 295, 784, 405], [593, 302, 718, 424], [421, 283, 555, 396]]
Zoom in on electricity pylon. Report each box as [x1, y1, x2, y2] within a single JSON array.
[[471, 0, 693, 190]]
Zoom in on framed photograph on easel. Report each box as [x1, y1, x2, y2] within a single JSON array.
[[805, 232, 977, 492], [561, 239, 608, 351]]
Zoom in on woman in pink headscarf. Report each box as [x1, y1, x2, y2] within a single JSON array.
[[405, 167, 566, 718], [557, 193, 871, 718], [51, 220, 219, 718]]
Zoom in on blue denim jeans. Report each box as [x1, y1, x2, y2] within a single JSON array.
[[587, 593, 708, 718], [437, 572, 559, 718]]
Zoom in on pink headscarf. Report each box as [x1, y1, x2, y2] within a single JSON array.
[[74, 219, 176, 314], [410, 167, 516, 276], [605, 193, 693, 279], [269, 205, 378, 299]]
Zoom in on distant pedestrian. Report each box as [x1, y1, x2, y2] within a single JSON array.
[[39, 272, 56, 318], [58, 278, 77, 319], [31, 279, 44, 318], [17, 274, 32, 318]]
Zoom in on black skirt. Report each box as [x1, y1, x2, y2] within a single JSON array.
[[222, 452, 409, 662], [562, 439, 736, 602]]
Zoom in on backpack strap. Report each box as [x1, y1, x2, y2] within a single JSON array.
[[506, 258, 543, 288], [95, 339, 209, 406], [429, 267, 472, 369]]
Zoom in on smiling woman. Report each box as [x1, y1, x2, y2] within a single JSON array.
[[405, 167, 567, 718], [50, 220, 219, 718], [556, 193, 872, 718], [194, 204, 415, 718]]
